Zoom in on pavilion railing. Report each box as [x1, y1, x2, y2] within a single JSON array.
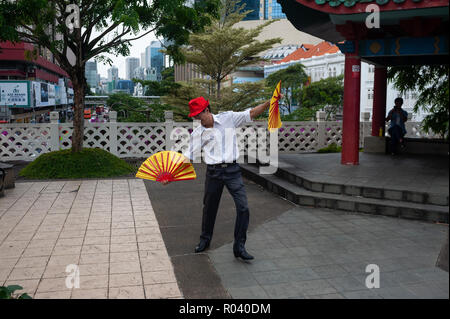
[[0, 111, 441, 161]]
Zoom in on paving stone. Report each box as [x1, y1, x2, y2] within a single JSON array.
[[312, 264, 349, 279], [220, 271, 260, 289], [228, 285, 269, 299], [15, 256, 49, 268], [142, 270, 177, 285], [327, 275, 368, 292], [403, 282, 448, 299], [261, 282, 302, 299], [253, 270, 291, 285], [4, 278, 40, 296], [71, 288, 108, 299], [342, 289, 382, 299], [109, 261, 141, 274], [8, 267, 45, 280], [306, 293, 345, 299], [376, 286, 420, 299], [109, 286, 145, 299], [109, 273, 143, 288], [37, 277, 71, 293], [291, 279, 338, 296], [145, 283, 182, 299]]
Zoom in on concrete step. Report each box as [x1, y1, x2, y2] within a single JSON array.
[[245, 160, 448, 206], [241, 163, 449, 224]]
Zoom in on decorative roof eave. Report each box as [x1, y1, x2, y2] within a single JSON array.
[[278, 0, 449, 42], [296, 0, 449, 14]]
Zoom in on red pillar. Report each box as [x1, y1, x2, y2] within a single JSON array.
[[371, 66, 387, 136], [341, 52, 361, 165]]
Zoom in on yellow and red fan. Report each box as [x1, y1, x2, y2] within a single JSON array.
[[268, 80, 282, 132], [136, 151, 196, 183]]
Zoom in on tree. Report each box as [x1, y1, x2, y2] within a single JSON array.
[[163, 78, 270, 119], [387, 65, 449, 139], [266, 63, 308, 114], [297, 75, 344, 120], [0, 0, 219, 152], [133, 67, 181, 97], [106, 92, 167, 123], [281, 105, 320, 121], [182, 0, 281, 99]]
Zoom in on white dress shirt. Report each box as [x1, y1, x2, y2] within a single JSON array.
[[184, 110, 253, 165]]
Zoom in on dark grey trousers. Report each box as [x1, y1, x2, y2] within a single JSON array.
[[200, 163, 250, 252]]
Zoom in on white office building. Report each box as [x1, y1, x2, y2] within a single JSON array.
[[264, 51, 424, 121], [125, 57, 140, 80], [107, 66, 119, 82]]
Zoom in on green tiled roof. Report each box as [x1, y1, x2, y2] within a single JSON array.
[[315, 0, 422, 8]]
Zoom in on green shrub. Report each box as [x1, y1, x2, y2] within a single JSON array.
[[19, 148, 135, 179], [0, 285, 32, 299], [318, 143, 342, 153]]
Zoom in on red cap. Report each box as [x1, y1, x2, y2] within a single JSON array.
[[188, 96, 209, 117]]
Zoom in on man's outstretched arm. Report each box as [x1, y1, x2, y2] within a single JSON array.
[[249, 94, 284, 120], [249, 100, 270, 120]]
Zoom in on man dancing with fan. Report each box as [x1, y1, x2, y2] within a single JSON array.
[[162, 95, 280, 261]]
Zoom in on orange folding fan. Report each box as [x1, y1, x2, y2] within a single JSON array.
[[136, 151, 196, 183], [268, 80, 282, 132]]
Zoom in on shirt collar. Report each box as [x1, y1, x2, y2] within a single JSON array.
[[212, 113, 223, 125]]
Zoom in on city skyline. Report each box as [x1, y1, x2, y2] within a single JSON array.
[[95, 28, 160, 79]]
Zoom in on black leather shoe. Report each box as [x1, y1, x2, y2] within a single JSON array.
[[194, 240, 210, 253], [234, 248, 254, 261]]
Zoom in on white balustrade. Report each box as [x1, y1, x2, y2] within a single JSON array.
[[0, 111, 441, 161]]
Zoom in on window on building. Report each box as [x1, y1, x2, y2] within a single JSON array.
[[269, 0, 286, 19]]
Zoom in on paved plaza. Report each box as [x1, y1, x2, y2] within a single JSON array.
[[211, 206, 448, 299], [0, 179, 181, 299], [0, 163, 448, 299]]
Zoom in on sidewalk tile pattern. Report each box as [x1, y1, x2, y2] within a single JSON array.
[[0, 180, 182, 299], [210, 207, 449, 299]]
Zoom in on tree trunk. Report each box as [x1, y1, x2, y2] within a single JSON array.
[[71, 75, 86, 153], [217, 79, 221, 100]]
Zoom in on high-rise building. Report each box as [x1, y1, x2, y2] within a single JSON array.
[[265, 0, 286, 19], [145, 67, 158, 82], [133, 67, 146, 81], [239, 0, 286, 20], [239, 0, 260, 21], [125, 57, 140, 80], [107, 66, 119, 82], [141, 52, 147, 68], [150, 42, 164, 76], [85, 60, 99, 89], [145, 41, 164, 80]]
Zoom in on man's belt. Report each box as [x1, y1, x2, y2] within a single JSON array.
[[207, 162, 238, 168]]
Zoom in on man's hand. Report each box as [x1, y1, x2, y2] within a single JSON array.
[[249, 93, 285, 120]]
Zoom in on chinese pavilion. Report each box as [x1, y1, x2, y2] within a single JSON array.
[[278, 0, 449, 164]]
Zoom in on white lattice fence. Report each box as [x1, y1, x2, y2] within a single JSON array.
[[116, 124, 165, 158], [0, 110, 442, 161], [0, 124, 52, 160], [279, 122, 319, 153], [170, 122, 194, 154], [324, 122, 343, 147]]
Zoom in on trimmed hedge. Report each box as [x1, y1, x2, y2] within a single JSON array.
[[19, 148, 135, 179]]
